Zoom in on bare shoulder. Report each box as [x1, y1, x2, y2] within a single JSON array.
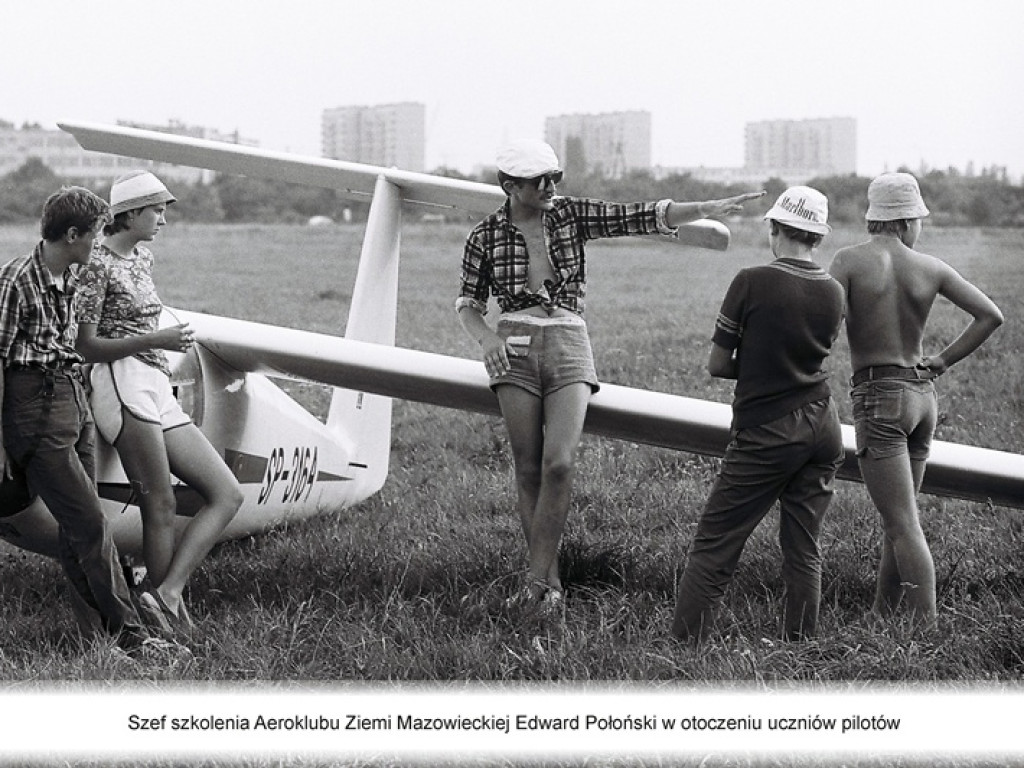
[[901, 245, 956, 279], [829, 240, 878, 276]]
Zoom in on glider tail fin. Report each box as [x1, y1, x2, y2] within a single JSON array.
[[325, 175, 402, 498]]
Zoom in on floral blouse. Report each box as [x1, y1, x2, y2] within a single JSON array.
[[77, 243, 170, 376]]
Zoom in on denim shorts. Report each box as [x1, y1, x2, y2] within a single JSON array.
[[490, 313, 600, 397], [851, 378, 937, 460], [90, 357, 191, 444]]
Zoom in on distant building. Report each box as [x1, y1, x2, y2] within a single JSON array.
[[0, 119, 255, 186], [744, 117, 857, 180], [652, 165, 777, 186], [321, 103, 425, 172], [654, 117, 858, 186], [545, 111, 651, 178]]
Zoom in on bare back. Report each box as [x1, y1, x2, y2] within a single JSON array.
[[830, 237, 946, 369]]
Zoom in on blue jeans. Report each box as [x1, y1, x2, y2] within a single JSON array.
[[3, 369, 140, 637], [851, 379, 937, 461], [672, 397, 843, 641]]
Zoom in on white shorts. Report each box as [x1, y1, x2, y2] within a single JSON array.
[[89, 357, 192, 444]]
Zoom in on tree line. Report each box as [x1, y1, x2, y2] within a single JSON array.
[[2, 157, 1023, 227]]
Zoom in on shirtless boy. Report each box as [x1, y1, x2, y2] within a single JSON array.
[[829, 172, 1003, 628]]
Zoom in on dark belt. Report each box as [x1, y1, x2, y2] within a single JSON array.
[[850, 365, 932, 387]]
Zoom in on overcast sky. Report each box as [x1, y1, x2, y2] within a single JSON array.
[[4, 0, 1023, 178]]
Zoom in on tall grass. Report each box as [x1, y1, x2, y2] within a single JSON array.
[[0, 220, 1021, 687]]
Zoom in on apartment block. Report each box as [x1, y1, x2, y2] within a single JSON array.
[[0, 120, 255, 186], [744, 118, 857, 178], [321, 103, 426, 172], [545, 111, 651, 178]]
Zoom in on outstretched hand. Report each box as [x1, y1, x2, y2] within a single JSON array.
[[701, 191, 766, 219]]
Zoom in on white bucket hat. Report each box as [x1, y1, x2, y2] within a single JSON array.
[[496, 140, 561, 178], [109, 171, 176, 216], [763, 185, 831, 235], [866, 172, 930, 221]]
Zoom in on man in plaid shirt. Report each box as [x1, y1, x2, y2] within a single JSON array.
[[0, 186, 159, 654], [457, 139, 762, 615]]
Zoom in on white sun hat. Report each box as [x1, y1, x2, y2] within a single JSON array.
[[763, 185, 832, 235], [865, 172, 930, 221], [109, 171, 176, 216], [496, 140, 561, 178]]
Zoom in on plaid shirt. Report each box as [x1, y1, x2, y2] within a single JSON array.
[[0, 243, 84, 369], [457, 196, 676, 316]]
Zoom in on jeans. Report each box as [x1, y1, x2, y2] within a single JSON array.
[[851, 379, 937, 461], [672, 397, 843, 641], [3, 369, 140, 636]]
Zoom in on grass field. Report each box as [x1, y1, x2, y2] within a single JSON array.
[[0, 218, 1021, 693]]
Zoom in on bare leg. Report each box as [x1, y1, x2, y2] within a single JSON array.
[[155, 424, 242, 613], [496, 383, 590, 594], [873, 535, 904, 618], [526, 384, 590, 592], [860, 453, 936, 627], [114, 411, 178, 585], [495, 385, 544, 546]]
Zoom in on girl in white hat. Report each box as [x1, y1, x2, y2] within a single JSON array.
[[76, 171, 242, 630]]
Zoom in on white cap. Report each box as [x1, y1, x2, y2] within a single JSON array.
[[496, 140, 561, 178], [763, 185, 831, 235], [866, 172, 930, 221], [109, 171, 176, 215]]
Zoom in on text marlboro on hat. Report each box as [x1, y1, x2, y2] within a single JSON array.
[[496, 140, 561, 178], [865, 172, 930, 221], [109, 171, 176, 216], [763, 186, 831, 235]]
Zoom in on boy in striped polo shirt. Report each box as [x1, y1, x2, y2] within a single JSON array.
[[672, 186, 845, 642]]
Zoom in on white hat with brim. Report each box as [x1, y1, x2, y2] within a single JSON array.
[[496, 140, 561, 178], [763, 185, 831, 235], [110, 171, 176, 216], [866, 172, 929, 221]]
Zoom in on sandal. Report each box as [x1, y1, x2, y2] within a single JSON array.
[[133, 590, 173, 638], [539, 586, 566, 619], [504, 578, 565, 619], [152, 590, 195, 631]]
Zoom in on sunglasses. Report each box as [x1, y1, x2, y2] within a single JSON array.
[[522, 171, 563, 189]]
